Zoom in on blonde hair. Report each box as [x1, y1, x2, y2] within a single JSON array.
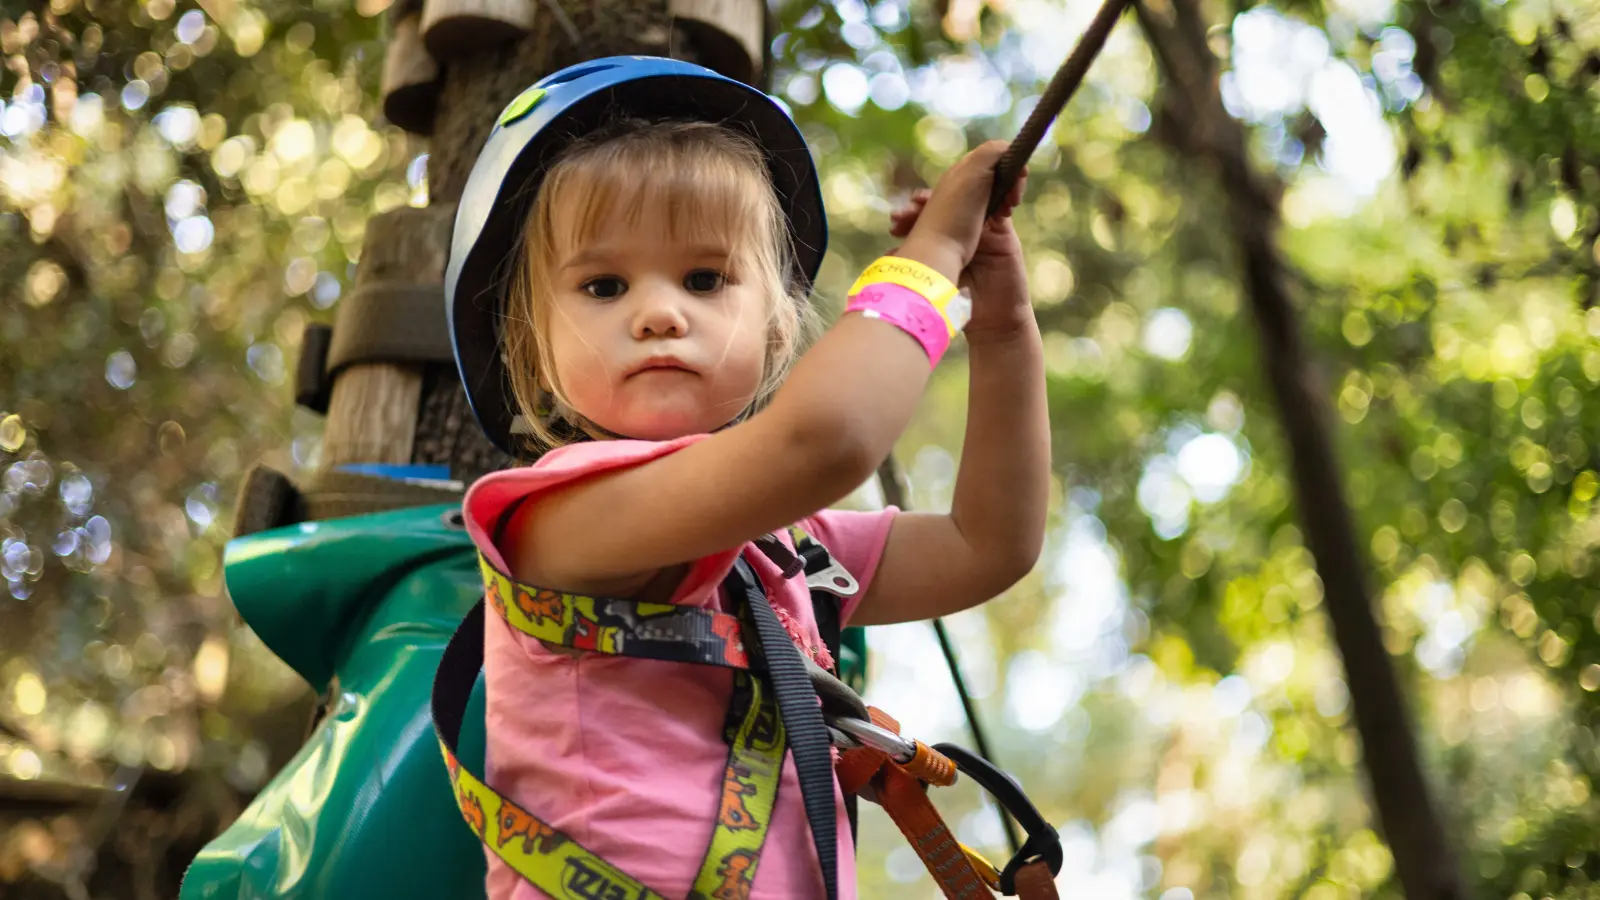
[[500, 119, 815, 456]]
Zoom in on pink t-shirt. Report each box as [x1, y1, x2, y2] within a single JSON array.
[[462, 435, 898, 900]]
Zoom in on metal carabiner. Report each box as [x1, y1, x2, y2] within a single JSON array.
[[932, 742, 1062, 896], [831, 716, 919, 764]]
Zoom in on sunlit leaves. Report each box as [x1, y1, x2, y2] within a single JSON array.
[[0, 0, 405, 831], [796, 0, 1600, 892]]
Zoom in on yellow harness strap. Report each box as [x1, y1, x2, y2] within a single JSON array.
[[434, 556, 790, 899]]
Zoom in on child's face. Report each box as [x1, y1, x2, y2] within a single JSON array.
[[542, 199, 769, 441]]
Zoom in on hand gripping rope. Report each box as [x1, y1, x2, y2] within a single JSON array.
[[783, 9, 1138, 891]]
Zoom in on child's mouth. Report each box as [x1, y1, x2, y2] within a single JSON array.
[[630, 357, 696, 376]]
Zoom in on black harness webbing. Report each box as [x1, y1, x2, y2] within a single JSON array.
[[798, 537, 860, 846], [726, 559, 839, 900]]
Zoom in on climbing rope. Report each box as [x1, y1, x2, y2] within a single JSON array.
[[988, 0, 1136, 214]]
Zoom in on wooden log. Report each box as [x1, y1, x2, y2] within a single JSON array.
[[669, 0, 764, 85], [382, 10, 441, 136], [421, 0, 538, 62], [0, 772, 112, 810], [318, 204, 456, 471]]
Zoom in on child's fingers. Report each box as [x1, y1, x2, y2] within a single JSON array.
[[891, 190, 931, 216], [888, 194, 930, 237], [992, 170, 1028, 219], [889, 195, 929, 221], [1007, 169, 1028, 209], [890, 202, 923, 222]]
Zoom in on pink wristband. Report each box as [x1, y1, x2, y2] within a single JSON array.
[[845, 282, 953, 367]]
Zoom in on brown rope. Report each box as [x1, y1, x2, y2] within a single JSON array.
[[987, 0, 1136, 214]]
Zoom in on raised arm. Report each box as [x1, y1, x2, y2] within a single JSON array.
[[849, 181, 1051, 626], [509, 143, 1015, 592]]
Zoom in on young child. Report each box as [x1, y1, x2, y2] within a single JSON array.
[[444, 57, 1049, 900]]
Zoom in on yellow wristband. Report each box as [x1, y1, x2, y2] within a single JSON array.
[[846, 256, 970, 336]]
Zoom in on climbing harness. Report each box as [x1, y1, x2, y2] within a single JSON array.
[[432, 565, 797, 900], [431, 521, 1065, 900]]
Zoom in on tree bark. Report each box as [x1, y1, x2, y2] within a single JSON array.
[[1134, 1, 1469, 897]]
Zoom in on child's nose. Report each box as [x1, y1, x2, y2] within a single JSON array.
[[631, 286, 690, 339]]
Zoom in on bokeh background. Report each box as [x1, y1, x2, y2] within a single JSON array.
[[3, 0, 1600, 897]]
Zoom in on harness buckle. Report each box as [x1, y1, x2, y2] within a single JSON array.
[[805, 560, 859, 597], [932, 742, 1063, 895]]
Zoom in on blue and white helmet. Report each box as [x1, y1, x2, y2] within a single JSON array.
[[444, 56, 828, 456]]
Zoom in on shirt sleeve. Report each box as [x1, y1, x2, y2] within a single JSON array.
[[797, 506, 899, 624], [461, 434, 710, 574]]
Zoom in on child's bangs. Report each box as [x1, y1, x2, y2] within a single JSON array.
[[541, 140, 772, 265]]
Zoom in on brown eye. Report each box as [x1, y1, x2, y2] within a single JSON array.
[[684, 269, 725, 294], [581, 276, 626, 300]]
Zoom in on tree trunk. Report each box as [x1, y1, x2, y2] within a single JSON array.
[[1133, 1, 1469, 897]]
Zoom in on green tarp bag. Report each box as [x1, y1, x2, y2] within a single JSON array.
[[179, 504, 490, 900]]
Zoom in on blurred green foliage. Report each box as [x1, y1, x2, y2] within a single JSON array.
[[2, 0, 1600, 896]]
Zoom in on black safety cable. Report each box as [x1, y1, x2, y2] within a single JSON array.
[[876, 457, 1024, 856], [884, 0, 1135, 858]]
